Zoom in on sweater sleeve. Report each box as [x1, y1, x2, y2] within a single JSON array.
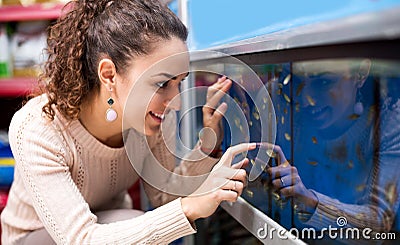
[[304, 105, 400, 232], [8, 109, 195, 244], [142, 112, 219, 208]]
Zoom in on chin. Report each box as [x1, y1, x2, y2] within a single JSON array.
[[144, 126, 160, 136]]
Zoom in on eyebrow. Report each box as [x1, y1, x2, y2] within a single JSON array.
[[152, 72, 189, 79]]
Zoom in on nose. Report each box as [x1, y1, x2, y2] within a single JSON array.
[[164, 85, 181, 111]]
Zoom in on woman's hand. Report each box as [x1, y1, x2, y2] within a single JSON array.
[[260, 143, 318, 214], [181, 142, 255, 222], [200, 76, 232, 155]]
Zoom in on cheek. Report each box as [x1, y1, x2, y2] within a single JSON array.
[[329, 91, 339, 104], [328, 90, 353, 116], [117, 92, 129, 112], [125, 84, 154, 110], [116, 82, 134, 108], [328, 88, 351, 107], [147, 94, 165, 111], [124, 89, 153, 126]]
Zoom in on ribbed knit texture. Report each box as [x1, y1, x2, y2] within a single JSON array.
[[302, 102, 400, 233], [1, 95, 219, 244]]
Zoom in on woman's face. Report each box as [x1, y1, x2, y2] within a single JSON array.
[[115, 37, 189, 136], [293, 61, 359, 131]]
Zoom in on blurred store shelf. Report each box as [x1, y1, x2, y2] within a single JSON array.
[[0, 2, 65, 22], [0, 77, 36, 97]]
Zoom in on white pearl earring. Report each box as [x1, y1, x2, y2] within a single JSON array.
[[106, 88, 118, 122], [353, 87, 364, 116]]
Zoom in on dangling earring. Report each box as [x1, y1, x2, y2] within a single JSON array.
[[353, 87, 364, 115], [106, 87, 118, 122]]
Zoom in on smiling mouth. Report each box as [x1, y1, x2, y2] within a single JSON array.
[[309, 106, 328, 118], [149, 111, 165, 121], [311, 107, 323, 115]]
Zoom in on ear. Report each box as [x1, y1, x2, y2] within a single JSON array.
[[356, 59, 371, 88], [98, 58, 117, 88]]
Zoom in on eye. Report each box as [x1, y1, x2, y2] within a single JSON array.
[[319, 77, 335, 87], [156, 80, 170, 88]]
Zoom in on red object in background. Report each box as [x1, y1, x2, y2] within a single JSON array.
[[128, 180, 141, 210], [0, 78, 37, 97], [0, 191, 7, 210], [0, 3, 66, 22], [0, 189, 10, 245]]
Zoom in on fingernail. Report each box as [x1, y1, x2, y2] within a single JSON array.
[[219, 102, 228, 113], [221, 78, 229, 84]]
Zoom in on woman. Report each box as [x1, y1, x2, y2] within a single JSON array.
[[266, 59, 400, 241], [0, 0, 253, 244]]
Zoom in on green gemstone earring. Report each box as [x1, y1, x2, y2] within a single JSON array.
[[106, 88, 117, 122]]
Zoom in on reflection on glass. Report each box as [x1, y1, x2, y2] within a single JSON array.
[[226, 59, 400, 243]]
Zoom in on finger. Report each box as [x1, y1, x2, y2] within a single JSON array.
[[212, 165, 242, 180], [205, 81, 232, 109], [226, 142, 257, 157], [221, 180, 236, 191], [231, 159, 249, 187], [221, 180, 244, 194], [271, 178, 281, 189], [231, 158, 249, 169], [271, 174, 296, 189], [266, 166, 283, 179], [256, 142, 274, 149], [233, 168, 247, 180], [274, 145, 288, 166], [206, 78, 230, 102], [202, 102, 216, 114], [212, 102, 228, 122], [280, 185, 295, 197], [217, 143, 256, 168], [209, 76, 232, 93], [234, 181, 244, 196], [230, 169, 247, 187], [257, 143, 289, 166], [198, 127, 218, 149], [217, 189, 239, 203], [233, 170, 247, 189], [193, 176, 224, 195], [236, 181, 245, 197], [212, 75, 228, 88], [266, 165, 293, 179], [280, 160, 290, 168]]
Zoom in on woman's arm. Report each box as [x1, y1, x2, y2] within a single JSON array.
[[305, 106, 400, 232], [7, 109, 195, 244]]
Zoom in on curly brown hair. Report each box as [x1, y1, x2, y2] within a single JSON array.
[[35, 0, 188, 121]]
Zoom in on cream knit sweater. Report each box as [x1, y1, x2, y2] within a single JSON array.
[[1, 95, 218, 244]]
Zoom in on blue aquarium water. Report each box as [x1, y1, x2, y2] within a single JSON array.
[[208, 58, 400, 243]]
